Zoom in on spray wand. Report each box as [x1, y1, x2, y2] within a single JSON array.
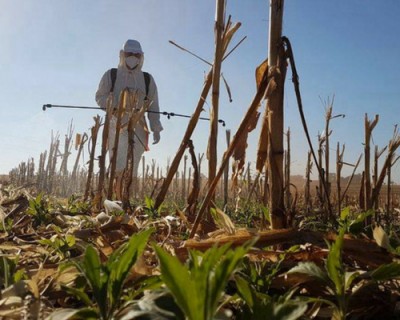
[[42, 104, 226, 127]]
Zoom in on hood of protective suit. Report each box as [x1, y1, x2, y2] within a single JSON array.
[[123, 39, 143, 54], [118, 39, 144, 71]]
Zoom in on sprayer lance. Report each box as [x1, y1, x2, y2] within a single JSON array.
[[42, 104, 226, 127]]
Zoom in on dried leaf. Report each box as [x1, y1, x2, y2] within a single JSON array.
[[186, 140, 199, 215], [75, 133, 81, 150], [210, 206, 236, 235], [373, 225, 392, 251], [55, 266, 80, 287], [255, 58, 268, 91], [2, 281, 29, 299], [0, 296, 24, 318], [232, 111, 260, 176], [256, 110, 269, 172], [221, 73, 233, 102], [26, 279, 40, 299]]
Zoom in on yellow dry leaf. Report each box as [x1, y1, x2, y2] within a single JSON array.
[[373, 225, 392, 251], [255, 58, 268, 90], [232, 110, 260, 175], [210, 206, 236, 235], [0, 296, 24, 318], [175, 207, 191, 229], [75, 133, 81, 150], [55, 266, 79, 287], [26, 280, 40, 299]]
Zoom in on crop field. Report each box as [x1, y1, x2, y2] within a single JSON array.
[[3, 141, 400, 320], [2, 1, 400, 320], [3, 93, 400, 319]]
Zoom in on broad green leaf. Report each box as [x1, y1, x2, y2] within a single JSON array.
[[262, 206, 271, 224], [370, 262, 400, 281], [348, 210, 373, 234], [235, 275, 255, 308], [156, 241, 253, 320], [287, 262, 329, 284], [340, 207, 350, 222], [298, 296, 338, 311], [272, 300, 308, 320], [344, 271, 360, 291], [187, 249, 208, 313], [61, 285, 92, 307], [144, 196, 154, 209], [209, 244, 250, 317], [108, 228, 153, 312], [154, 245, 200, 320], [38, 239, 52, 246], [326, 227, 345, 295], [1, 257, 16, 288], [13, 269, 26, 283], [127, 275, 163, 300], [76, 246, 108, 318], [65, 234, 76, 247], [81, 246, 102, 290]]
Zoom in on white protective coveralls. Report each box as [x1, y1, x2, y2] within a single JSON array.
[[95, 40, 163, 176]]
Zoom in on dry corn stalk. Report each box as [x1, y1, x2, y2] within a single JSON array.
[[84, 116, 101, 201], [95, 94, 114, 208], [284, 127, 291, 211], [244, 172, 261, 208], [323, 100, 334, 199], [208, 0, 226, 187], [264, 0, 286, 229], [190, 57, 272, 238], [59, 121, 74, 176], [186, 140, 200, 216], [70, 132, 88, 195], [317, 132, 325, 205], [223, 130, 231, 207], [71, 133, 88, 179], [370, 126, 400, 209], [340, 154, 362, 204], [261, 59, 288, 226], [122, 92, 151, 207], [47, 133, 60, 193], [154, 70, 212, 208], [256, 59, 270, 172], [37, 151, 47, 190], [304, 151, 312, 211], [182, 155, 188, 200], [364, 113, 379, 210], [336, 142, 345, 215], [154, 20, 242, 210], [373, 145, 387, 212], [141, 156, 146, 198], [387, 155, 400, 220], [107, 89, 129, 199]]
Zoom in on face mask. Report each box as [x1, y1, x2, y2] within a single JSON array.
[[125, 56, 140, 69]]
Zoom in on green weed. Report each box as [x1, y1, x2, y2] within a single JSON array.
[[51, 228, 154, 320], [154, 240, 254, 320]]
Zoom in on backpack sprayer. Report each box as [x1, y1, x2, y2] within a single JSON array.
[[42, 104, 226, 127]]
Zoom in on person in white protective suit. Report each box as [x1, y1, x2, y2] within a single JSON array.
[[95, 39, 163, 177]]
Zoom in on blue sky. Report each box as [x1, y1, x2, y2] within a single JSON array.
[[1, 1, 400, 182]]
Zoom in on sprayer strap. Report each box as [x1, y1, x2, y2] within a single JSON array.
[[143, 72, 150, 100], [109, 68, 150, 98], [110, 68, 117, 92]]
